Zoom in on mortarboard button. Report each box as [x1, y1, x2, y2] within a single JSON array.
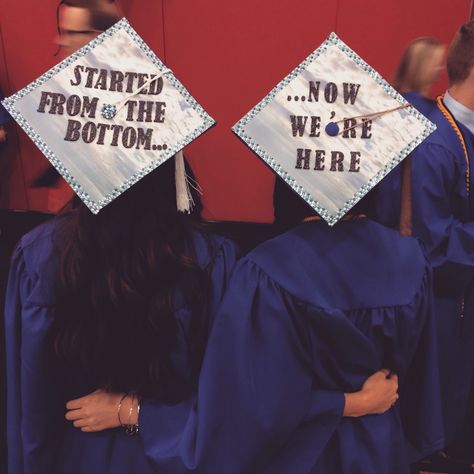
[[325, 122, 339, 136], [101, 103, 117, 120]]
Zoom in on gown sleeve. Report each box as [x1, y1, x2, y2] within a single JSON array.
[[398, 263, 444, 460], [411, 142, 474, 293], [4, 244, 64, 474], [205, 237, 239, 320], [374, 163, 403, 229], [139, 257, 344, 474]]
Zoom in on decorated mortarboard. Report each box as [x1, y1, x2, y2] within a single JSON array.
[[2, 18, 214, 213], [233, 32, 436, 226]]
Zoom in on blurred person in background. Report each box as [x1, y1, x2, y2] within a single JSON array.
[[376, 37, 445, 230], [377, 22, 474, 473], [55, 0, 121, 59], [393, 37, 446, 117], [33, 0, 122, 195]]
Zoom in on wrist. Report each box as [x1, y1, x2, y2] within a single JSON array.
[[343, 391, 370, 417], [117, 394, 140, 434], [128, 395, 139, 426]]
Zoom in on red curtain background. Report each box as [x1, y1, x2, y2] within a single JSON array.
[[0, 0, 472, 221]]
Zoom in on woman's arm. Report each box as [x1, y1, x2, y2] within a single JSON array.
[[344, 369, 398, 417], [65, 389, 137, 432], [65, 368, 398, 432]]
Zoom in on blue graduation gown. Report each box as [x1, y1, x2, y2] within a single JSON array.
[[139, 219, 443, 473], [376, 98, 474, 444], [4, 218, 238, 474], [411, 105, 474, 444], [403, 92, 437, 118], [375, 91, 436, 228]]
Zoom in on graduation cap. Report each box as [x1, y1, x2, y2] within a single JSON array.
[[233, 32, 436, 226], [2, 18, 214, 213]]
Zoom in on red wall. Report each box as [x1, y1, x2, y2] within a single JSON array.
[[0, 0, 471, 221]]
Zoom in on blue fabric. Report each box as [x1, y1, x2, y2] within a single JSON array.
[[375, 99, 474, 444], [375, 91, 436, 228], [139, 220, 443, 473], [403, 91, 437, 118], [4, 217, 238, 474]]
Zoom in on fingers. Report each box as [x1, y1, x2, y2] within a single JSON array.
[[389, 376, 399, 393], [72, 418, 102, 432], [73, 418, 91, 429], [66, 390, 104, 410], [388, 373, 399, 384], [66, 411, 103, 432], [66, 389, 104, 410], [375, 398, 398, 415], [379, 368, 398, 377], [81, 426, 96, 433], [66, 396, 88, 410], [388, 376, 398, 387], [381, 393, 400, 414], [65, 409, 84, 421], [379, 368, 399, 382], [379, 369, 399, 391]]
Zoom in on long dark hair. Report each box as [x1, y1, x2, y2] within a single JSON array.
[[50, 158, 211, 403]]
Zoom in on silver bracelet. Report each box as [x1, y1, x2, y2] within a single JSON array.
[[123, 396, 140, 436]]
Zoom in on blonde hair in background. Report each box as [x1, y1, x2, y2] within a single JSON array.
[[393, 37, 445, 96]]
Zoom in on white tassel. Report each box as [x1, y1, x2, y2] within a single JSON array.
[[175, 150, 194, 213]]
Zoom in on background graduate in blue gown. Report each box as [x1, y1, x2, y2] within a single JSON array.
[[377, 20, 474, 471], [392, 36, 446, 118], [376, 36, 445, 228]]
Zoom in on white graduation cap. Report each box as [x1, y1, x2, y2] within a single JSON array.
[[2, 18, 214, 214], [233, 32, 436, 226]]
